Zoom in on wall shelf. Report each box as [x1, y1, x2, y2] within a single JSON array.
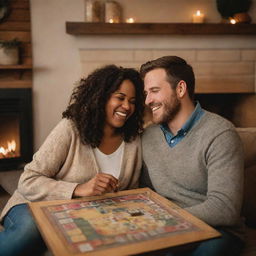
[[0, 80, 32, 88], [66, 22, 256, 35], [0, 64, 32, 70]]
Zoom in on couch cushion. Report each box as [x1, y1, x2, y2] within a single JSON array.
[[242, 164, 256, 227], [0, 170, 22, 195], [236, 128, 256, 168], [236, 128, 256, 228]]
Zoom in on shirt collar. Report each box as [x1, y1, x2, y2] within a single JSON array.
[[160, 102, 204, 136]]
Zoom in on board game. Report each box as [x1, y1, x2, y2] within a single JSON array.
[[29, 188, 220, 256]]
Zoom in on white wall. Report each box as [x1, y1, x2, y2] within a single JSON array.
[[30, 0, 256, 150]]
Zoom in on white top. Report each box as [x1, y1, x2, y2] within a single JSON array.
[[93, 141, 124, 178]]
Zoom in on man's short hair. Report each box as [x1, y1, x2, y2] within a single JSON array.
[[140, 56, 195, 100]]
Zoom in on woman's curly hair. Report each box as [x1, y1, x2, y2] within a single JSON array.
[[62, 65, 145, 147]]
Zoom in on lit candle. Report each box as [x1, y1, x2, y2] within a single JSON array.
[[229, 18, 236, 24], [126, 17, 135, 23], [192, 10, 205, 23]]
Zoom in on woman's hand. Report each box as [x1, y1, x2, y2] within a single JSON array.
[[73, 173, 119, 197]]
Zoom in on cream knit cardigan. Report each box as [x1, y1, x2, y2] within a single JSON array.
[[1, 119, 142, 220]]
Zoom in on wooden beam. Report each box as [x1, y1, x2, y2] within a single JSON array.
[[66, 22, 256, 35], [0, 22, 31, 31]]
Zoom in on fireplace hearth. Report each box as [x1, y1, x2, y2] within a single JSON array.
[[0, 88, 33, 171]]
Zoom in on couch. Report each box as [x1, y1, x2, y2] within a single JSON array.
[[0, 127, 256, 255]]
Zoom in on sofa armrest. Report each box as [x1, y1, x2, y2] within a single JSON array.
[[236, 128, 256, 228]]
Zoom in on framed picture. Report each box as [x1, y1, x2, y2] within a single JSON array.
[[29, 188, 220, 256]]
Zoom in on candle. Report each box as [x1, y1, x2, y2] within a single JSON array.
[[192, 10, 205, 23], [229, 18, 236, 24], [126, 17, 135, 23]]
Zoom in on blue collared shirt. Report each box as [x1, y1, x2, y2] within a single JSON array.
[[160, 102, 205, 147]]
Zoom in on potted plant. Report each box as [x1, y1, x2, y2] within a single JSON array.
[[216, 0, 252, 23], [0, 38, 21, 65]]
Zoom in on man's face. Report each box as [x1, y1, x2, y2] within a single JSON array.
[[144, 68, 181, 124]]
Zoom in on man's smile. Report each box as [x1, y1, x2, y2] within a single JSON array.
[[149, 103, 162, 112]]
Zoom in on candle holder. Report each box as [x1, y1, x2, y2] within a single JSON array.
[[192, 10, 205, 23], [126, 17, 135, 23]]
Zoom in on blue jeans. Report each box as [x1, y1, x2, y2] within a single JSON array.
[[137, 229, 244, 256], [0, 204, 47, 256]]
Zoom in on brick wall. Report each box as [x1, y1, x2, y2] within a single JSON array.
[[80, 48, 256, 127], [80, 48, 256, 93]]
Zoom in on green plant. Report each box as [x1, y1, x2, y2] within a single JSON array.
[[216, 0, 252, 18], [0, 38, 21, 48]]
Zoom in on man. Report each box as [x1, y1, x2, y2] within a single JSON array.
[[139, 56, 244, 256]]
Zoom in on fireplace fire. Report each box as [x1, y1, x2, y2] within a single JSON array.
[[0, 88, 33, 171], [0, 140, 18, 159], [0, 115, 20, 159]]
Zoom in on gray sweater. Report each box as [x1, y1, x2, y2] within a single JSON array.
[[141, 111, 244, 231]]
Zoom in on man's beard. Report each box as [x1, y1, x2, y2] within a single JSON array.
[[152, 93, 181, 124]]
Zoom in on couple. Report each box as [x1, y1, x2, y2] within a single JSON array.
[[0, 56, 244, 256]]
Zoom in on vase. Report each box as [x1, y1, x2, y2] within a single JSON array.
[[105, 1, 122, 23], [84, 0, 101, 22]]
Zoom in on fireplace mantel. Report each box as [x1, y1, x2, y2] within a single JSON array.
[[66, 22, 256, 35]]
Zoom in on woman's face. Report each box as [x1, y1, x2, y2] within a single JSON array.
[[105, 79, 136, 132]]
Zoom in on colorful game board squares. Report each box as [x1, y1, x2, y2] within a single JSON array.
[[115, 235, 127, 243], [67, 203, 82, 209], [63, 222, 77, 230], [59, 218, 73, 224], [66, 228, 82, 236], [78, 243, 94, 252], [54, 212, 68, 219], [90, 239, 103, 247], [70, 234, 87, 243]]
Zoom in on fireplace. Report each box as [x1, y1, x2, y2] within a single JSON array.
[[0, 88, 33, 171]]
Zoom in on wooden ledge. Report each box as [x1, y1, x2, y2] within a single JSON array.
[[66, 22, 256, 35]]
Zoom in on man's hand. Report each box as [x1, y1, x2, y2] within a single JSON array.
[[73, 173, 119, 197]]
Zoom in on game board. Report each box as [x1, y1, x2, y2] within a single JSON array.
[[29, 188, 220, 256]]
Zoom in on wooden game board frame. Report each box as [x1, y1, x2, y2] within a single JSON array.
[[29, 187, 220, 256]]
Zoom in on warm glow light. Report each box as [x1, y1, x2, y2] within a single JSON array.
[[196, 10, 201, 16], [230, 18, 236, 24], [192, 10, 205, 23], [0, 139, 16, 157], [0, 147, 7, 155], [108, 18, 114, 23], [126, 17, 135, 23], [8, 140, 16, 152]]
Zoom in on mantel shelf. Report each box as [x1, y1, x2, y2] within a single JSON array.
[[66, 22, 256, 35]]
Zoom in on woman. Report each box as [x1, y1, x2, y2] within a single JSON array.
[[0, 65, 145, 256]]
